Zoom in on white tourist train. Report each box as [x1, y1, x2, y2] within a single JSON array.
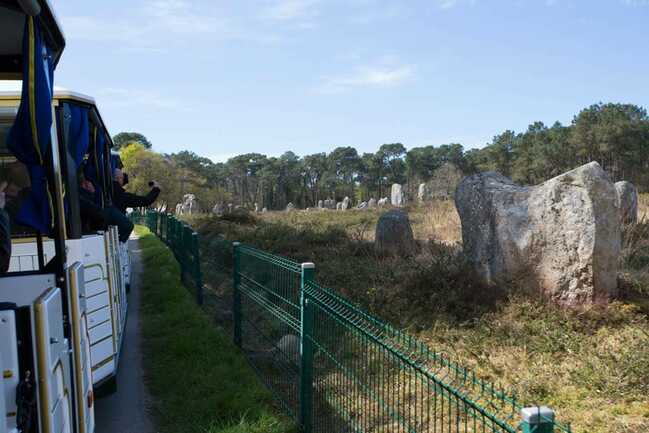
[[1, 2, 130, 432]]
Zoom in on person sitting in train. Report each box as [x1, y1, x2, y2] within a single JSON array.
[[0, 162, 31, 223], [112, 168, 161, 215], [0, 182, 10, 274], [79, 174, 107, 233], [79, 174, 134, 243]]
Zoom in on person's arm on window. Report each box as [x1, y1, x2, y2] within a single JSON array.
[[119, 182, 161, 209]]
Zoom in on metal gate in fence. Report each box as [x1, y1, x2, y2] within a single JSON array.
[[136, 210, 572, 433]]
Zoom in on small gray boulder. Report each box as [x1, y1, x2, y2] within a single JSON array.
[[375, 209, 416, 255]]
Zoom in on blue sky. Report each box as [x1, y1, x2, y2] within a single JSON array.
[[54, 0, 649, 162]]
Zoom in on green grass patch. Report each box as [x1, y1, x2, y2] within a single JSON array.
[[188, 206, 649, 433], [135, 226, 295, 433]]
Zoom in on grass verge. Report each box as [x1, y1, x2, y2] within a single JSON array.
[[135, 225, 295, 433]]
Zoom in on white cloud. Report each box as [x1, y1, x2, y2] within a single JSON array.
[[262, 0, 320, 21], [436, 0, 459, 9], [60, 1, 254, 50], [317, 63, 415, 94], [621, 0, 649, 5], [96, 87, 189, 111]]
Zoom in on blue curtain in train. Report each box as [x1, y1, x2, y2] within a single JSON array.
[[67, 105, 90, 168], [6, 16, 55, 234]]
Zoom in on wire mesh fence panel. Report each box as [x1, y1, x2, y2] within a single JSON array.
[[235, 244, 304, 418], [303, 281, 571, 433], [134, 211, 573, 433]]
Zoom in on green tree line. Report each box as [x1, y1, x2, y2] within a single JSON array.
[[119, 102, 649, 210]]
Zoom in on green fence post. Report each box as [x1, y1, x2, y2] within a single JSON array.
[[192, 232, 203, 305], [232, 242, 242, 347], [521, 407, 555, 433], [299, 262, 315, 433]]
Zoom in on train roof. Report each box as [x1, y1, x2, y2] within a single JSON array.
[[0, 80, 96, 105], [0, 81, 114, 148], [0, 0, 66, 78]]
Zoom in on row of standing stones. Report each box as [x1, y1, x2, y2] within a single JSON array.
[[200, 161, 637, 307]]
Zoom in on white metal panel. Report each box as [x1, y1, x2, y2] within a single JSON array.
[[34, 287, 74, 433], [85, 291, 109, 314], [91, 360, 114, 384], [88, 321, 112, 343], [66, 263, 95, 433], [84, 280, 106, 298], [89, 338, 113, 366], [8, 240, 55, 272], [86, 307, 110, 329], [0, 310, 19, 432]]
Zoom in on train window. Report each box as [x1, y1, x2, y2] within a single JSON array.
[[0, 118, 35, 237]]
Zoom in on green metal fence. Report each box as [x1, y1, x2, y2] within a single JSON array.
[[135, 210, 572, 433], [133, 210, 203, 305]]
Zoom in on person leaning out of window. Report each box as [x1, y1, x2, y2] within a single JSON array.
[[112, 169, 161, 215]]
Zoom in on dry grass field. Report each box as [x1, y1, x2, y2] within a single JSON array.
[[190, 195, 649, 433]]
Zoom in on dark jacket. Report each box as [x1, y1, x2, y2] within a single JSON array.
[[0, 209, 10, 274], [112, 182, 160, 214], [79, 188, 106, 232]]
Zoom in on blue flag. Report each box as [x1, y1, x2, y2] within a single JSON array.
[[6, 16, 55, 234]]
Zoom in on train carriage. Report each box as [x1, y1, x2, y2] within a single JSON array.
[[1, 2, 129, 432]]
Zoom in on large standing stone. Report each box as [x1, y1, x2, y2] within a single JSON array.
[[375, 209, 416, 255], [342, 196, 351, 210], [254, 203, 260, 213], [455, 162, 620, 306], [615, 181, 638, 225], [317, 200, 324, 209], [391, 184, 405, 207], [368, 198, 377, 208]]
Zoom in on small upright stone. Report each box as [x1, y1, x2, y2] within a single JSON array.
[[317, 200, 324, 209], [336, 202, 343, 210], [378, 197, 389, 208], [254, 202, 259, 213], [391, 184, 405, 207], [342, 196, 351, 210], [615, 181, 638, 225], [286, 202, 295, 212], [368, 198, 377, 208], [212, 203, 225, 215], [375, 209, 416, 255], [417, 183, 429, 202]]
